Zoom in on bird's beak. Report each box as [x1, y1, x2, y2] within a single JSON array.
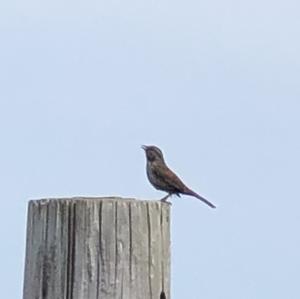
[[141, 145, 147, 151]]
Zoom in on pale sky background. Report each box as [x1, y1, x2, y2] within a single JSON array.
[[1, 0, 300, 298]]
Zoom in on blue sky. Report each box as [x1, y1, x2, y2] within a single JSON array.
[[1, 0, 300, 298]]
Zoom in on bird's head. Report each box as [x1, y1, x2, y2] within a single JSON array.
[[142, 145, 165, 163]]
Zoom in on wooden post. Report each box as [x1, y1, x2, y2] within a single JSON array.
[[23, 197, 170, 299]]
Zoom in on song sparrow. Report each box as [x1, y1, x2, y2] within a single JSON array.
[[142, 145, 216, 208]]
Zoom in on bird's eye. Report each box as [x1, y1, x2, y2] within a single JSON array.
[[147, 151, 156, 161]]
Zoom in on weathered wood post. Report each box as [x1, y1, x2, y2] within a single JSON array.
[[23, 197, 170, 299]]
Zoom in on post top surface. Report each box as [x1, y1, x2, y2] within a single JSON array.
[[29, 196, 171, 206]]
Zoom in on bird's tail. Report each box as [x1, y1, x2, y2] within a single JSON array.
[[184, 189, 216, 208]]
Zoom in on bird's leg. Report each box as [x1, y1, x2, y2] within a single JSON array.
[[160, 193, 171, 202]]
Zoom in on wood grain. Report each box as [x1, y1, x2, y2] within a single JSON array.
[[23, 197, 170, 299]]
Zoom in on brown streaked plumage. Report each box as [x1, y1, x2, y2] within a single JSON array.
[[142, 145, 216, 208]]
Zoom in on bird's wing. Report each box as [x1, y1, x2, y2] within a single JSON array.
[[152, 163, 188, 193]]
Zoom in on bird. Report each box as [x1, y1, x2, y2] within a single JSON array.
[[142, 145, 216, 208]]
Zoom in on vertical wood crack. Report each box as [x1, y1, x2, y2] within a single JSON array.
[[160, 205, 165, 294], [146, 203, 153, 299], [66, 201, 76, 299], [114, 202, 118, 289], [128, 203, 133, 282], [98, 201, 104, 296]]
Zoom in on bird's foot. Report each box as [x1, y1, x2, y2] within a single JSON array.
[[160, 194, 171, 202]]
